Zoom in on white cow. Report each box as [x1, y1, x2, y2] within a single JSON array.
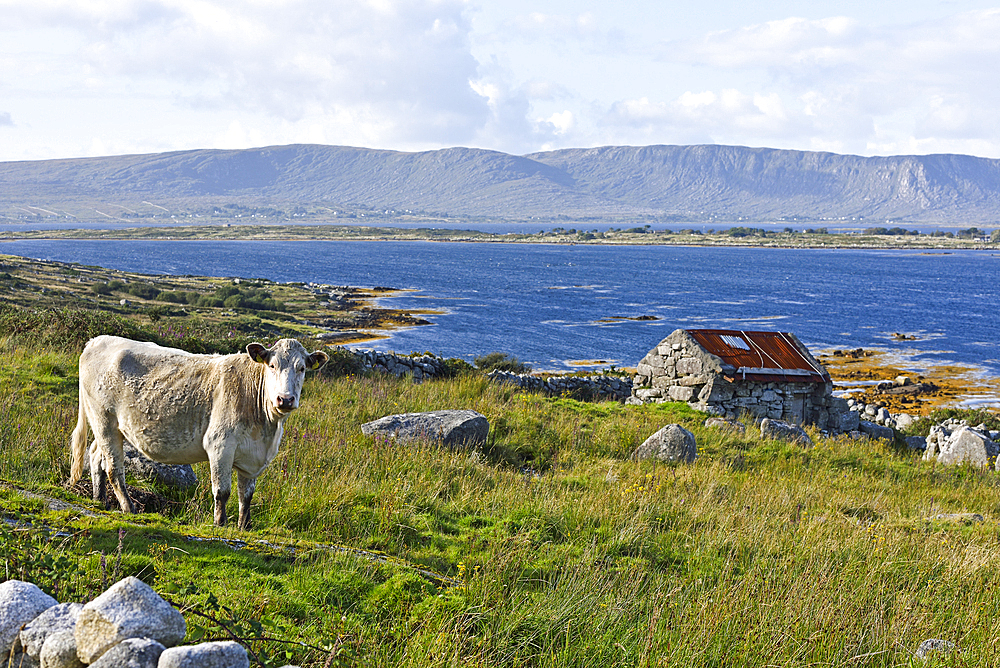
[[69, 335, 328, 529]]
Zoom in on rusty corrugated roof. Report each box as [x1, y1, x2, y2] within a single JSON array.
[[686, 329, 829, 383]]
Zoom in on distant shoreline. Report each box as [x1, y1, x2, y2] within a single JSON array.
[[2, 224, 998, 251]]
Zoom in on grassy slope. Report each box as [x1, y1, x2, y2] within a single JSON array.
[[3, 330, 1000, 668]]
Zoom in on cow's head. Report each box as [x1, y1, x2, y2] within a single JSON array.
[[247, 339, 329, 415]]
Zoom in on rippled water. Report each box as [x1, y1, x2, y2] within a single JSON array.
[[3, 240, 999, 378]]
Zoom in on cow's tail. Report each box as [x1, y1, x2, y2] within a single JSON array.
[[69, 391, 89, 484]]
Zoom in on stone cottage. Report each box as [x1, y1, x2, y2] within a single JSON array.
[[629, 329, 857, 433]]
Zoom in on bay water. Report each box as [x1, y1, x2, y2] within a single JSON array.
[[3, 240, 998, 388]]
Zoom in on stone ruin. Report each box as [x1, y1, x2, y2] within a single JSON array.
[[629, 328, 857, 433]]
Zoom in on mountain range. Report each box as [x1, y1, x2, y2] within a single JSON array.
[[3, 143, 1000, 225]]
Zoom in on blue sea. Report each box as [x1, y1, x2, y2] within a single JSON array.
[[3, 239, 999, 390]]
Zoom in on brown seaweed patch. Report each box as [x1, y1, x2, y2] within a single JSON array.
[[818, 348, 1000, 414]]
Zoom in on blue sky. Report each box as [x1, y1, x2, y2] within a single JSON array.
[[2, 0, 1000, 161]]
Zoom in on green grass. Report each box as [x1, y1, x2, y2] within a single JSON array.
[[3, 332, 1000, 667]]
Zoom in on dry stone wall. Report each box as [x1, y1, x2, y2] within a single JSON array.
[[486, 369, 632, 401], [337, 347, 632, 401], [349, 348, 447, 381]]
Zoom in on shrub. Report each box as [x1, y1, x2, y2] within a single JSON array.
[[126, 284, 160, 300], [474, 352, 531, 374], [906, 408, 1000, 436], [440, 357, 476, 378], [316, 347, 366, 377]]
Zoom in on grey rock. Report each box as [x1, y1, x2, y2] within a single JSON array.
[[21, 603, 83, 659], [0, 581, 57, 659], [858, 420, 894, 442], [75, 577, 185, 664], [38, 630, 82, 668], [703, 417, 745, 434], [631, 424, 697, 463], [123, 443, 197, 489], [905, 436, 927, 451], [89, 443, 197, 490], [361, 410, 489, 448], [895, 413, 915, 431], [759, 419, 812, 446], [935, 427, 997, 468], [830, 409, 859, 433], [158, 641, 249, 668], [667, 385, 695, 402], [89, 637, 165, 668], [915, 638, 956, 660], [635, 388, 662, 400]]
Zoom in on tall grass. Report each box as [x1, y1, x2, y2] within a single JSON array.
[[3, 335, 1000, 666]]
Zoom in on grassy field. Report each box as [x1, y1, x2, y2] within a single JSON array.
[[2, 306, 1000, 666]]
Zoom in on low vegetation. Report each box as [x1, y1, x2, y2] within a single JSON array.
[[474, 352, 532, 375], [0, 254, 436, 348], [5, 223, 1000, 249], [1, 301, 1000, 667]]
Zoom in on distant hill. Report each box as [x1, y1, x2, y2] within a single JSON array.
[[3, 143, 1000, 225]]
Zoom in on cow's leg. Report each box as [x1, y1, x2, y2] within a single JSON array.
[[237, 473, 256, 531], [96, 429, 134, 514], [207, 444, 236, 527], [88, 442, 109, 507]]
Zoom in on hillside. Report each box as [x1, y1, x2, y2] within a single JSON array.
[[3, 143, 1000, 224]]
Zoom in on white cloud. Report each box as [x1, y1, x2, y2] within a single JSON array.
[[5, 2, 1000, 160], [677, 16, 865, 70], [481, 10, 628, 55], [544, 110, 574, 135], [596, 9, 1000, 155], [0, 0, 493, 153], [604, 89, 806, 144], [469, 59, 562, 153]]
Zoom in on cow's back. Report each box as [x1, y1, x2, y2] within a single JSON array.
[[79, 336, 236, 464]]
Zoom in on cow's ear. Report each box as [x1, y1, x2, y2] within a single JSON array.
[[307, 351, 329, 371], [247, 343, 270, 364]]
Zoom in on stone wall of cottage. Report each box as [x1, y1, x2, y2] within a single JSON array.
[[628, 329, 855, 433]]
